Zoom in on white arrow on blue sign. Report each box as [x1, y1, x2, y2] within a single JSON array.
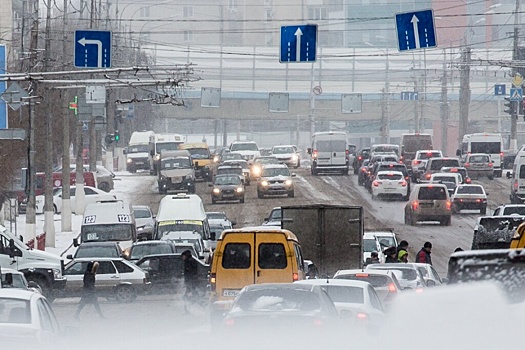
[[395, 9, 437, 52], [280, 25, 317, 63], [74, 30, 112, 68], [494, 84, 506, 96]]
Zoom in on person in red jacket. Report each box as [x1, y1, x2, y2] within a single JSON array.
[[416, 242, 433, 265]]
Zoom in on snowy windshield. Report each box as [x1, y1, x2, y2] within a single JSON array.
[[81, 224, 133, 242]]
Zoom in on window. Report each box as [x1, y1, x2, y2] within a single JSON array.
[[308, 7, 327, 20], [258, 243, 287, 269], [471, 142, 501, 154], [222, 243, 251, 269], [322, 286, 364, 304], [183, 6, 193, 18], [335, 274, 389, 288], [520, 165, 525, 180], [37, 299, 55, 332], [368, 286, 383, 311], [0, 299, 30, 324], [114, 261, 134, 274], [293, 244, 304, 272], [85, 188, 97, 195], [418, 187, 447, 200], [183, 30, 193, 42], [97, 261, 116, 274], [363, 239, 378, 253], [139, 7, 150, 18]]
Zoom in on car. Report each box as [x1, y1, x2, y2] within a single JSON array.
[[352, 147, 370, 174], [0, 289, 61, 346], [369, 144, 400, 157], [126, 240, 176, 263], [371, 230, 398, 253], [492, 204, 525, 216], [271, 145, 300, 168], [259, 148, 272, 156], [463, 153, 494, 180], [420, 157, 461, 182], [370, 170, 409, 201], [1, 268, 40, 292], [451, 184, 488, 214], [222, 283, 340, 333], [410, 263, 448, 287], [159, 230, 207, 261], [357, 159, 371, 186], [249, 156, 280, 180], [210, 174, 245, 204], [54, 164, 116, 192], [411, 150, 443, 181], [430, 172, 462, 196], [365, 162, 410, 192], [440, 166, 471, 184], [368, 153, 400, 166], [133, 205, 155, 240], [366, 263, 428, 290], [295, 279, 385, 328], [229, 140, 261, 161], [363, 232, 386, 263], [66, 242, 123, 260], [262, 206, 282, 226], [207, 212, 236, 248], [333, 269, 402, 309], [221, 160, 251, 185], [404, 183, 452, 226], [257, 164, 295, 198], [59, 258, 150, 303], [219, 152, 244, 164], [215, 164, 245, 185], [35, 186, 117, 214]]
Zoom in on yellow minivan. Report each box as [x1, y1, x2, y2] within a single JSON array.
[[178, 142, 213, 181], [209, 227, 306, 322]]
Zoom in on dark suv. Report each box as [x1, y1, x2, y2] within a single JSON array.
[[365, 162, 410, 192], [352, 148, 371, 174]]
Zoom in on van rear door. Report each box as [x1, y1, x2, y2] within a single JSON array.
[[317, 139, 346, 166], [255, 233, 291, 284], [217, 234, 255, 297]]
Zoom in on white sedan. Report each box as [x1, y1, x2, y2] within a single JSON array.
[[35, 186, 116, 214], [370, 170, 408, 201]]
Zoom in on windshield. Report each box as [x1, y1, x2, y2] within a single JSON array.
[[127, 145, 149, 153], [0, 298, 30, 324], [217, 168, 242, 176], [231, 143, 258, 151], [377, 173, 403, 180], [376, 236, 396, 248], [133, 208, 152, 219], [161, 157, 192, 169], [222, 153, 243, 161], [206, 213, 227, 220], [363, 239, 377, 253], [262, 168, 290, 177], [272, 146, 294, 154], [185, 148, 210, 159], [75, 245, 120, 258], [1, 273, 28, 289], [156, 142, 184, 153], [157, 222, 204, 237], [215, 176, 241, 185], [255, 157, 279, 164], [130, 244, 174, 260], [81, 224, 133, 242]]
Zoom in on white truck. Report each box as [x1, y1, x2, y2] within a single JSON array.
[[457, 133, 503, 177], [149, 133, 186, 175], [124, 131, 155, 173], [0, 225, 66, 299]]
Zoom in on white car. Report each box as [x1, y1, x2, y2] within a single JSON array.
[[133, 205, 155, 240], [430, 172, 463, 196], [0, 289, 61, 346], [370, 170, 408, 201], [363, 232, 386, 264], [295, 279, 385, 328], [35, 186, 116, 214], [411, 150, 443, 180], [271, 145, 300, 168]]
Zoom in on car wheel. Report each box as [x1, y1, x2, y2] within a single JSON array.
[[353, 168, 358, 175], [410, 213, 417, 226], [128, 168, 136, 174], [257, 191, 264, 199], [115, 285, 136, 303], [312, 168, 318, 176], [404, 212, 409, 225], [53, 204, 58, 214], [296, 160, 300, 168], [480, 206, 487, 215], [98, 182, 110, 192], [288, 190, 294, 198], [211, 198, 216, 204], [443, 216, 452, 226], [240, 197, 245, 203]]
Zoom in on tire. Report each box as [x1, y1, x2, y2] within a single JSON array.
[[410, 213, 417, 226], [443, 216, 452, 226], [211, 198, 216, 204], [189, 186, 196, 194], [53, 205, 58, 214], [480, 206, 487, 215], [98, 182, 110, 192], [128, 168, 136, 174], [115, 285, 136, 303], [296, 160, 300, 168], [353, 167, 358, 175], [312, 168, 318, 176], [257, 191, 264, 199], [288, 190, 294, 198], [371, 193, 377, 201], [488, 175, 494, 180], [240, 197, 245, 203]]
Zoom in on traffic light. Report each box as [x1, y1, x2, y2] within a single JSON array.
[[114, 130, 120, 143], [504, 96, 517, 116], [105, 133, 115, 144]]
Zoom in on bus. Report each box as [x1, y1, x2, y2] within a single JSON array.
[[457, 133, 503, 177]]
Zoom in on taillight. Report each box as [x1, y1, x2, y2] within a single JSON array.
[[412, 201, 419, 210], [313, 319, 323, 327], [356, 273, 369, 277], [425, 173, 431, 179], [476, 199, 481, 203], [225, 318, 235, 326], [293, 272, 299, 281], [388, 283, 397, 293], [514, 180, 519, 191], [466, 177, 472, 184], [358, 156, 362, 160], [373, 180, 380, 187], [357, 313, 367, 319], [413, 160, 420, 165], [210, 273, 216, 292], [464, 163, 469, 167], [488, 163, 493, 167], [312, 150, 318, 158], [400, 180, 407, 187], [446, 201, 452, 210], [500, 152, 504, 159]]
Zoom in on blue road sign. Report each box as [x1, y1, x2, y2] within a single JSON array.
[[401, 91, 419, 100], [74, 30, 112, 68], [510, 88, 523, 101], [82, 121, 89, 131], [0, 45, 6, 129], [395, 9, 437, 52], [494, 84, 506, 96], [280, 25, 317, 63]]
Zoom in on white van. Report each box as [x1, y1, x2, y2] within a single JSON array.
[[509, 146, 525, 203], [124, 130, 154, 173], [149, 133, 186, 175], [229, 140, 261, 161], [154, 194, 211, 246], [307, 131, 349, 175], [80, 200, 137, 251], [457, 133, 503, 177]]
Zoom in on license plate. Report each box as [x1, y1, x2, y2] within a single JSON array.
[[223, 194, 234, 198], [222, 289, 240, 297], [135, 162, 143, 165]]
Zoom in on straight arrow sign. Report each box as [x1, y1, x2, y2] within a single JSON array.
[[411, 15, 420, 49], [295, 28, 303, 62]]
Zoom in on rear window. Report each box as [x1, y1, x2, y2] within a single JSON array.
[[321, 285, 364, 304], [418, 152, 441, 160], [317, 140, 346, 152], [258, 243, 287, 269], [430, 159, 460, 170], [469, 155, 490, 163], [363, 239, 377, 253], [222, 243, 251, 269], [335, 274, 390, 288], [456, 186, 484, 195], [235, 289, 321, 312], [432, 176, 456, 183], [371, 145, 399, 154], [418, 186, 447, 200], [471, 142, 501, 154], [378, 164, 407, 176], [378, 173, 403, 180], [503, 207, 525, 216]]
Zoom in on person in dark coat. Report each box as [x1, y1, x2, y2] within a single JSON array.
[[396, 240, 409, 255], [182, 250, 199, 313], [364, 251, 380, 266], [75, 261, 105, 320], [384, 247, 398, 263], [416, 242, 433, 265]]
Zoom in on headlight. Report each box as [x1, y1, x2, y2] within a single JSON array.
[[53, 268, 62, 279], [127, 158, 133, 163], [291, 154, 298, 161], [253, 167, 261, 175], [236, 187, 244, 193], [213, 156, 219, 163], [154, 154, 160, 161], [261, 180, 269, 187], [285, 179, 293, 186], [213, 188, 221, 194], [185, 174, 194, 180], [160, 176, 166, 181]]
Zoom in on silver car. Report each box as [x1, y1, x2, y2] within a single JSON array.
[[60, 258, 150, 303], [133, 205, 155, 240]]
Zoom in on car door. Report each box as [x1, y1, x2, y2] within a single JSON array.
[[84, 187, 99, 208], [95, 261, 121, 295], [255, 235, 290, 284], [64, 261, 88, 295], [217, 236, 254, 296]]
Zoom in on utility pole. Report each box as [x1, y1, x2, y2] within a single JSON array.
[[413, 68, 419, 133], [26, 0, 39, 241], [43, 0, 56, 246], [458, 48, 471, 148], [61, 0, 72, 232], [510, 0, 520, 151], [381, 48, 390, 143], [440, 50, 450, 156]]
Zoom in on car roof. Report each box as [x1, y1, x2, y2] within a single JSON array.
[[0, 289, 38, 300], [72, 257, 127, 262], [376, 170, 403, 175], [1, 268, 24, 275], [77, 242, 119, 247], [262, 164, 289, 169], [457, 184, 484, 188], [335, 269, 396, 277], [295, 279, 371, 288], [363, 232, 379, 239], [413, 183, 448, 189], [132, 240, 172, 247]]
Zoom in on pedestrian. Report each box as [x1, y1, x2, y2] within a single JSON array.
[[398, 249, 408, 263], [365, 251, 380, 266], [396, 240, 409, 255], [416, 242, 433, 265], [182, 250, 199, 313], [384, 247, 398, 263], [75, 261, 105, 320]]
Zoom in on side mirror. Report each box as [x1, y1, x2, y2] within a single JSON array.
[[123, 149, 127, 155], [73, 238, 79, 247], [507, 171, 512, 179], [291, 173, 297, 177], [426, 279, 436, 287], [231, 221, 237, 226], [441, 277, 449, 284], [456, 149, 461, 157], [208, 183, 213, 187], [66, 254, 73, 260]]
